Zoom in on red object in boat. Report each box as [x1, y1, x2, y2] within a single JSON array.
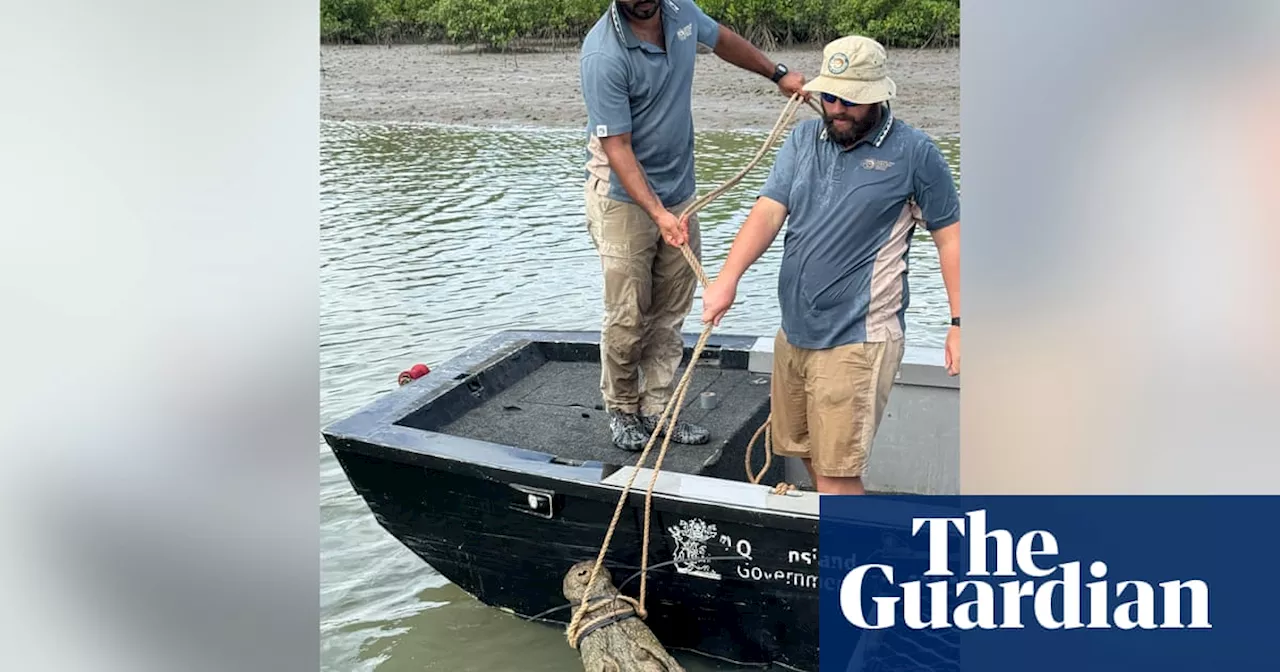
[[398, 363, 430, 386]]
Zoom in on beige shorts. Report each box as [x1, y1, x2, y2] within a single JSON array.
[[770, 329, 905, 478]]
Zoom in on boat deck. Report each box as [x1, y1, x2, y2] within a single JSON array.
[[437, 359, 773, 477]]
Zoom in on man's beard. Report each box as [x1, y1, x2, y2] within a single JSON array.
[[824, 106, 880, 145], [618, 0, 660, 20]]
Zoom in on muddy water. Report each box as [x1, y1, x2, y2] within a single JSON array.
[[320, 120, 961, 671]]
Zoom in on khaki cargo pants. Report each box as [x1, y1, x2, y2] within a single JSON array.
[[585, 176, 701, 416], [770, 329, 906, 478]]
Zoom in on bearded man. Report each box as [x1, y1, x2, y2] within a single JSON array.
[[579, 0, 806, 451], [701, 35, 962, 494]]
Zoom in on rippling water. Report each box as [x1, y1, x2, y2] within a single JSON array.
[[320, 120, 961, 671]]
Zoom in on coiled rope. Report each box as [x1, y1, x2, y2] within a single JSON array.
[[566, 91, 817, 648]]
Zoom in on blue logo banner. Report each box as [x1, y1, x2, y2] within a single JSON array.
[[818, 496, 1278, 671]]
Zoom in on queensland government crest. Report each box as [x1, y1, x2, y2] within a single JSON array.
[[667, 518, 721, 580]]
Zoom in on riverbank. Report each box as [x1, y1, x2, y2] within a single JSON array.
[[320, 43, 959, 136]]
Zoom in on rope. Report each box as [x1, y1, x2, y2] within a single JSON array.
[[566, 92, 811, 648], [566, 594, 646, 649], [744, 415, 771, 484]]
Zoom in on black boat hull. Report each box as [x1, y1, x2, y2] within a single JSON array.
[[330, 444, 822, 670]]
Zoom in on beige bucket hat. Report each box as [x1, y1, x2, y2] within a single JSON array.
[[802, 35, 897, 105]]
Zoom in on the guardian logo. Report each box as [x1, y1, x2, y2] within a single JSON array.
[[841, 510, 1212, 630]]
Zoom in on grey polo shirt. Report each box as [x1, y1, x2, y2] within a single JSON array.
[[579, 0, 720, 207], [759, 107, 960, 349]]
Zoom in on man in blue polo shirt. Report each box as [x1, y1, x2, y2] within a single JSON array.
[[701, 35, 961, 495], [580, 0, 806, 451]]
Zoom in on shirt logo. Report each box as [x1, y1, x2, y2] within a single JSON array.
[[677, 23, 693, 40], [596, 125, 608, 137], [861, 158, 894, 171]]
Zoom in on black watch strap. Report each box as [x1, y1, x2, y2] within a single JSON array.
[[950, 317, 961, 327], [770, 63, 788, 83]]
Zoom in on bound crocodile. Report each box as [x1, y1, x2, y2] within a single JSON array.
[[562, 560, 685, 672]]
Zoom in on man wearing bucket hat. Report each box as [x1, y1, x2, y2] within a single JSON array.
[[701, 35, 961, 495], [579, 0, 807, 452]]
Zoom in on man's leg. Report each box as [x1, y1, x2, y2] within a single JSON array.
[[807, 336, 906, 494], [585, 178, 661, 450], [637, 197, 708, 444], [769, 329, 816, 480], [813, 467, 868, 495]]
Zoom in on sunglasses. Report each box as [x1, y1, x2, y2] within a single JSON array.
[[820, 92, 862, 107]]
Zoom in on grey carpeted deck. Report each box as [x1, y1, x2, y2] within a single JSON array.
[[438, 360, 772, 475]]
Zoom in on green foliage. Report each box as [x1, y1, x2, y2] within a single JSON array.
[[531, 0, 611, 41], [791, 0, 843, 45], [319, 0, 959, 49], [695, 0, 796, 50], [374, 0, 448, 41], [320, 0, 446, 42], [830, 0, 959, 47], [321, 0, 377, 42], [433, 0, 542, 48]]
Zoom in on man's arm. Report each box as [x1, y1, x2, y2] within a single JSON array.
[[581, 51, 689, 246], [599, 134, 688, 245], [712, 26, 807, 96], [933, 221, 960, 375], [701, 196, 787, 326], [599, 134, 664, 220], [686, 2, 805, 96], [710, 25, 775, 79], [932, 223, 960, 322], [701, 120, 788, 327], [912, 136, 962, 374], [701, 124, 800, 325], [719, 126, 798, 284], [911, 139, 960, 322]]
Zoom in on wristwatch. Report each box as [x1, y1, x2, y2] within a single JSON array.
[[950, 317, 961, 327], [770, 62, 788, 83]]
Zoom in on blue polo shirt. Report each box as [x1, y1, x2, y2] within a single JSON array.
[[759, 106, 960, 349], [579, 0, 720, 207]]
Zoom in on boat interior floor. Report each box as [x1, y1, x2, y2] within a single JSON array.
[[436, 360, 772, 477]]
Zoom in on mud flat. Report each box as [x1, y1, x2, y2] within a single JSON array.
[[321, 43, 959, 136]]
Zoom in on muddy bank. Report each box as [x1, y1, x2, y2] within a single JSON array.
[[321, 43, 959, 136]]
